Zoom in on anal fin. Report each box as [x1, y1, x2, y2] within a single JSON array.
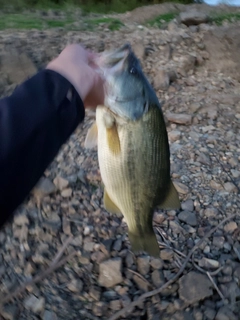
[[104, 189, 122, 217], [159, 180, 181, 210]]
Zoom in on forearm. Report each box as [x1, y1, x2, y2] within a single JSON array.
[[0, 69, 85, 227]]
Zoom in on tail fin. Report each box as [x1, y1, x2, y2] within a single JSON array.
[[128, 231, 160, 257]]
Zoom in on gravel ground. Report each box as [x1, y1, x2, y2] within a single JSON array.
[[0, 4, 240, 320]]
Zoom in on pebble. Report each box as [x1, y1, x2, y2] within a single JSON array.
[[224, 221, 237, 233], [53, 175, 69, 190], [173, 181, 189, 194], [160, 249, 173, 261], [133, 274, 149, 292], [198, 257, 220, 269], [0, 304, 19, 320], [43, 310, 58, 320], [210, 180, 223, 190], [61, 188, 72, 197], [98, 258, 123, 288], [181, 199, 194, 212], [151, 270, 165, 287], [204, 207, 218, 218], [67, 279, 83, 293], [178, 210, 197, 226], [137, 256, 150, 275], [168, 130, 181, 142], [24, 295, 45, 313], [166, 112, 192, 125], [32, 177, 56, 198], [224, 182, 238, 193], [150, 258, 163, 269]]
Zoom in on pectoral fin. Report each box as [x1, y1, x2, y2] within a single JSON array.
[[84, 122, 98, 149], [159, 180, 181, 210], [106, 124, 121, 155], [104, 189, 122, 216]]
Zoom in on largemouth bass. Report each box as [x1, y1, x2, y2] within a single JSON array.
[[85, 44, 180, 257]]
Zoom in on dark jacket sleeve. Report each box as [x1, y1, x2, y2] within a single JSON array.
[[0, 69, 85, 227]]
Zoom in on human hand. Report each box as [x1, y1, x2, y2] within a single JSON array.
[[46, 44, 104, 109]]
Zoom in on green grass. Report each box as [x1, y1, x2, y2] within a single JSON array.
[[86, 17, 124, 30], [0, 12, 124, 31], [210, 12, 240, 25], [0, 13, 76, 30], [147, 12, 178, 28]]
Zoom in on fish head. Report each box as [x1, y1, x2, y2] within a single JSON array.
[[95, 43, 160, 121]]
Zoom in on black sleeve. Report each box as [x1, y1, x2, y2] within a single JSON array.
[[0, 69, 85, 228]]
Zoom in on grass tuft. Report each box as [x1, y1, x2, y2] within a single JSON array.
[[147, 12, 178, 28]]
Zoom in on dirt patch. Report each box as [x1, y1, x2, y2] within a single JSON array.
[[203, 26, 240, 81]]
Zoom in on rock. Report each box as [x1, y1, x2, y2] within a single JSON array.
[[137, 256, 150, 275], [179, 272, 213, 304], [133, 274, 149, 292], [132, 42, 145, 60], [180, 11, 209, 26], [153, 69, 170, 91], [0, 52, 37, 84], [231, 169, 240, 178], [43, 310, 58, 320], [204, 308, 216, 320], [166, 112, 192, 125], [198, 257, 220, 269], [150, 258, 163, 269], [168, 130, 181, 142], [224, 221, 237, 233], [113, 239, 122, 251], [179, 55, 196, 76], [178, 210, 197, 226], [125, 252, 134, 268], [213, 236, 225, 248], [215, 306, 238, 320], [204, 207, 218, 218], [173, 181, 189, 194], [53, 176, 69, 190], [151, 270, 165, 287], [13, 213, 29, 226], [61, 188, 72, 197], [98, 258, 123, 288], [224, 182, 238, 193], [181, 199, 194, 212], [67, 279, 83, 293], [43, 212, 61, 232], [160, 249, 173, 261], [197, 153, 211, 166], [0, 304, 19, 320], [32, 177, 56, 199], [24, 295, 45, 313], [210, 180, 223, 190], [110, 300, 121, 311]]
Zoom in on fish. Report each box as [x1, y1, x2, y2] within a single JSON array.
[[85, 43, 180, 257]]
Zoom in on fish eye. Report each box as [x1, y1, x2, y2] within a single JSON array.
[[129, 67, 137, 75]]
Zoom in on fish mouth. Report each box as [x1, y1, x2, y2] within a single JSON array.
[[95, 43, 132, 70]]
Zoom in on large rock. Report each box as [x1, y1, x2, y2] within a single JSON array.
[[179, 271, 213, 303], [180, 11, 209, 26], [98, 258, 123, 288]]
